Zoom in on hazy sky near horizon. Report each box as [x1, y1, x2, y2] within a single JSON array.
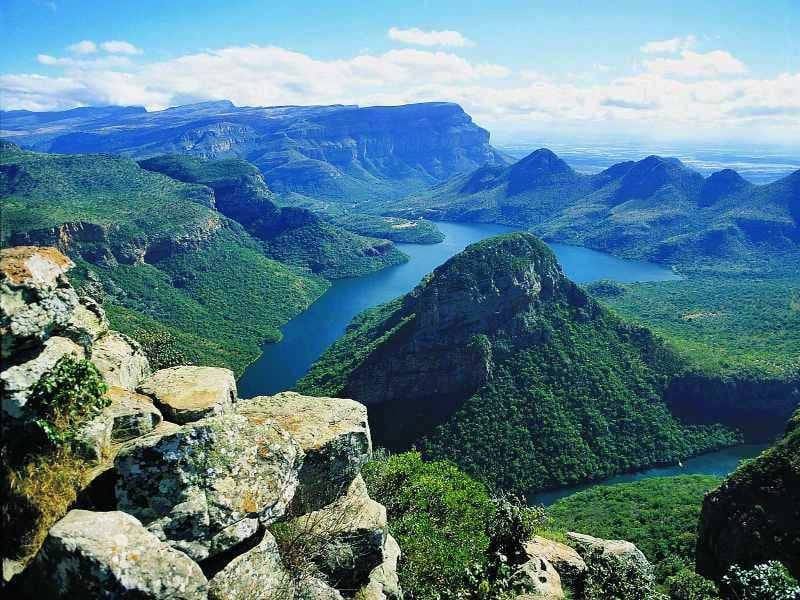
[[1, 0, 798, 145]]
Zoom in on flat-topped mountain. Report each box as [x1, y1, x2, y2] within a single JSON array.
[[387, 148, 800, 273], [1, 101, 508, 203], [298, 233, 737, 493]]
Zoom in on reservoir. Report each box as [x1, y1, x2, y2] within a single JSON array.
[[239, 222, 680, 397]]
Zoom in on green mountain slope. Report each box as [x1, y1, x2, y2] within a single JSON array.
[[0, 142, 328, 374], [138, 154, 408, 278], [384, 149, 800, 274], [298, 233, 737, 494]]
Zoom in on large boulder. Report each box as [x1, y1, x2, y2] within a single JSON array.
[[512, 555, 565, 600], [115, 413, 303, 562], [566, 532, 655, 600], [524, 536, 586, 593], [284, 475, 387, 591], [92, 330, 151, 390], [0, 246, 78, 359], [63, 296, 109, 350], [208, 530, 293, 600], [237, 392, 371, 511], [18, 509, 207, 599], [1, 335, 84, 418], [139, 366, 236, 424]]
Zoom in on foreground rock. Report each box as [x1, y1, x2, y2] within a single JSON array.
[[0, 246, 77, 360], [512, 555, 564, 599], [115, 413, 303, 561], [284, 475, 388, 591], [138, 366, 236, 424], [237, 392, 371, 512], [525, 536, 586, 593], [359, 534, 403, 600], [91, 330, 151, 390], [696, 408, 800, 580], [566, 532, 654, 600], [18, 510, 207, 599], [208, 531, 293, 600]]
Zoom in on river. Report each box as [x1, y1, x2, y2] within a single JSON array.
[[238, 222, 680, 396]]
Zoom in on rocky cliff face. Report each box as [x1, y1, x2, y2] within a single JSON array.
[[2, 101, 507, 203], [1, 246, 402, 599], [696, 407, 800, 582]]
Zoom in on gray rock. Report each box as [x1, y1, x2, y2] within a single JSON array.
[[358, 534, 403, 600], [139, 366, 236, 424], [286, 475, 387, 591], [115, 413, 303, 562], [512, 556, 564, 600], [19, 509, 207, 599], [0, 246, 78, 359], [566, 532, 655, 600], [524, 536, 586, 593], [237, 392, 371, 512], [92, 330, 151, 390], [1, 335, 84, 418], [63, 296, 109, 350], [296, 577, 345, 599], [208, 530, 294, 600], [105, 386, 164, 442], [74, 409, 114, 461]]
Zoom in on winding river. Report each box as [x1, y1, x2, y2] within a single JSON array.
[[238, 222, 759, 499]]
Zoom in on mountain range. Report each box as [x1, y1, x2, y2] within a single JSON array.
[[383, 148, 800, 273], [0, 101, 507, 205]]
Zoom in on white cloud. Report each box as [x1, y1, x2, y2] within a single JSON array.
[[101, 40, 142, 55], [640, 35, 696, 54], [2, 42, 798, 144], [67, 40, 97, 54], [388, 27, 474, 48]]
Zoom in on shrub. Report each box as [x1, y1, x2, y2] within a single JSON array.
[[722, 561, 800, 600], [134, 329, 190, 370], [666, 568, 719, 599], [24, 356, 108, 448]]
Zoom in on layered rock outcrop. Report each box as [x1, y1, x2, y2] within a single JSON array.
[[2, 246, 402, 599]]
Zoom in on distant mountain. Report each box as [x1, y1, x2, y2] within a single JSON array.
[[1, 101, 508, 203], [386, 149, 800, 273], [298, 232, 737, 493], [138, 154, 407, 278]]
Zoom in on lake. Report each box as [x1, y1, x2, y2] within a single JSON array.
[[238, 221, 680, 397], [532, 443, 769, 506]]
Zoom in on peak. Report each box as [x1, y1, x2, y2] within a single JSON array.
[[699, 169, 751, 206], [506, 148, 577, 194]]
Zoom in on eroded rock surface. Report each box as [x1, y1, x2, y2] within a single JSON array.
[[525, 535, 586, 593], [18, 509, 207, 599], [237, 392, 371, 512], [513, 555, 564, 600], [92, 330, 151, 390], [139, 366, 236, 424], [115, 413, 303, 561]]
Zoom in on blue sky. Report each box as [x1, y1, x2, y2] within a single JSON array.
[[2, 0, 799, 144]]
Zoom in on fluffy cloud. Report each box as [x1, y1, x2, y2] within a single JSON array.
[[640, 35, 696, 54], [388, 27, 474, 47], [643, 49, 747, 79], [67, 40, 97, 54], [2, 42, 798, 143], [101, 40, 142, 55]]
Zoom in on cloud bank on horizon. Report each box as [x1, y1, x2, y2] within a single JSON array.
[[1, 27, 798, 144]]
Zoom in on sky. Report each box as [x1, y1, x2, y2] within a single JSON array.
[[1, 0, 799, 146]]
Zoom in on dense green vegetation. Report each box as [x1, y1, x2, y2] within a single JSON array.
[[1, 144, 329, 374], [301, 233, 739, 496], [549, 475, 722, 593], [589, 275, 800, 378], [325, 211, 445, 244], [363, 452, 550, 600]]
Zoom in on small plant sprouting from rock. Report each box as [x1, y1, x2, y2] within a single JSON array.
[[25, 356, 108, 448]]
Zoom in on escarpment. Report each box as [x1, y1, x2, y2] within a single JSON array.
[[1, 246, 403, 599]]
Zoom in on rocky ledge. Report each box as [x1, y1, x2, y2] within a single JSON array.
[[1, 247, 402, 599]]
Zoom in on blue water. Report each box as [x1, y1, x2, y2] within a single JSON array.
[[238, 222, 679, 397], [532, 443, 769, 506]]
